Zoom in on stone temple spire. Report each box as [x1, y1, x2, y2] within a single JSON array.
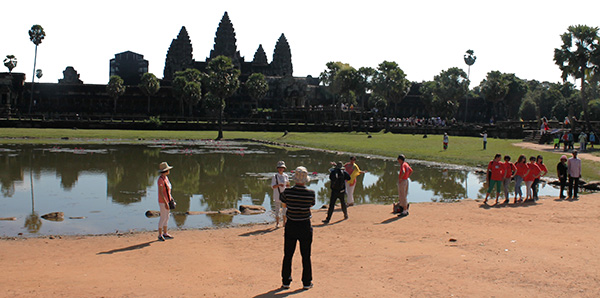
[[163, 26, 194, 81], [271, 34, 293, 76], [209, 11, 242, 67], [253, 44, 268, 65]]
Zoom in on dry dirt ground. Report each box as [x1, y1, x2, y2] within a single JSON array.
[[2, 192, 600, 298]]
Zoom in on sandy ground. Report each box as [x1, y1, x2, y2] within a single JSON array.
[[2, 192, 600, 298]]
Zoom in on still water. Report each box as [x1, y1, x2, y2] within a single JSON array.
[[0, 140, 558, 236]]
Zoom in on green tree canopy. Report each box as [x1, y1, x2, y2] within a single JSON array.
[[420, 67, 469, 119], [502, 74, 528, 120], [106, 75, 126, 113], [245, 73, 269, 109], [173, 68, 203, 116], [554, 24, 600, 128], [138, 73, 160, 114], [372, 61, 410, 116], [519, 98, 538, 120], [205, 55, 240, 140]]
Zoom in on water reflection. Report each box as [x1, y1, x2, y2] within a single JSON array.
[[0, 141, 558, 236]]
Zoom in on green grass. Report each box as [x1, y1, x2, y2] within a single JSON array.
[[1, 128, 598, 180]]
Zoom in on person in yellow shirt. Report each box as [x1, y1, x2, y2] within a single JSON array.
[[343, 156, 364, 206]]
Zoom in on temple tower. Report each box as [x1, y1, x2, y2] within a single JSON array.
[[252, 44, 268, 65], [163, 26, 194, 81], [271, 34, 293, 76], [209, 12, 242, 68]]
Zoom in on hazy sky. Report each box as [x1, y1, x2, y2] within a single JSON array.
[[3, 0, 599, 87]]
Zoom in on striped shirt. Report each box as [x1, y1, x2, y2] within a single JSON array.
[[280, 185, 315, 221]]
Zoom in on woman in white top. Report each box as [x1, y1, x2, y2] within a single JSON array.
[[271, 161, 290, 227]]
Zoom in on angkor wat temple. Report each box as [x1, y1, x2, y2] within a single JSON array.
[[0, 12, 326, 118]]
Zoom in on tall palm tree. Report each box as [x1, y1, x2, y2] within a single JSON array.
[[463, 49, 476, 122], [554, 25, 600, 129], [106, 75, 126, 114], [139, 73, 160, 114], [206, 56, 240, 140], [28, 25, 45, 114]]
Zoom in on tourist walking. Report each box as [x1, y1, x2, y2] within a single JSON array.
[[481, 131, 488, 150], [443, 133, 449, 150], [280, 166, 315, 290], [578, 131, 587, 151], [562, 131, 569, 152], [271, 161, 290, 228], [396, 154, 413, 217], [344, 156, 364, 206], [557, 155, 568, 199], [567, 150, 582, 199], [322, 161, 350, 224], [157, 162, 174, 241], [568, 131, 574, 150], [484, 154, 504, 204], [589, 131, 596, 149], [513, 154, 529, 203], [523, 156, 541, 202], [502, 155, 516, 204], [532, 155, 548, 200]]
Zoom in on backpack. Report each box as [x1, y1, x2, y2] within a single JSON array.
[[330, 169, 346, 191]]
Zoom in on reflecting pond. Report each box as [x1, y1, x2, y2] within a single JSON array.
[[0, 141, 559, 236]]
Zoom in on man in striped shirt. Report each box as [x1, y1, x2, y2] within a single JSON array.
[[280, 166, 316, 290]]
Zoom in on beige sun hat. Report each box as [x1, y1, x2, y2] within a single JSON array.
[[158, 162, 173, 173], [293, 166, 310, 184], [276, 161, 287, 168]]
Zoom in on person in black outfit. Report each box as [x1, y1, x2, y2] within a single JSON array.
[[322, 161, 350, 224], [557, 155, 568, 199], [280, 166, 316, 290]]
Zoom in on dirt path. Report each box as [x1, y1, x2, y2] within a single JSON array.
[[513, 142, 600, 162], [2, 193, 600, 297]]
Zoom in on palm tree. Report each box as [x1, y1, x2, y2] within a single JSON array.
[[463, 49, 476, 122], [28, 25, 45, 114], [138, 73, 160, 114], [3, 55, 17, 73], [554, 25, 600, 129], [206, 56, 240, 140], [106, 75, 126, 114]]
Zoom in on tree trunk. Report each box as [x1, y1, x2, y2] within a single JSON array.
[[217, 105, 224, 140], [581, 77, 591, 130], [29, 45, 38, 114]]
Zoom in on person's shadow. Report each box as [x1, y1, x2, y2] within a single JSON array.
[[239, 227, 278, 237], [97, 240, 156, 255], [253, 287, 306, 297]]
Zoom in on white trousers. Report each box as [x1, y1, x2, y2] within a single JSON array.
[[159, 203, 170, 228], [345, 181, 356, 204]]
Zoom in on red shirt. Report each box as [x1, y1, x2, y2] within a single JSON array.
[[524, 163, 541, 181], [502, 161, 516, 179], [487, 160, 505, 181], [398, 162, 413, 181], [515, 162, 529, 177], [537, 163, 548, 176], [158, 175, 172, 204]]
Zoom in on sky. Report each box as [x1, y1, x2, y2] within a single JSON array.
[[2, 0, 600, 88]]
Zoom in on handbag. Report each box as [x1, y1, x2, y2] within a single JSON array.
[[168, 199, 176, 210], [393, 203, 403, 214]]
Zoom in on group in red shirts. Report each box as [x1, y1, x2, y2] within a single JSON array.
[[484, 153, 547, 204]]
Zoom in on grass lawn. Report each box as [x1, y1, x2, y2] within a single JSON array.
[[1, 128, 598, 180]]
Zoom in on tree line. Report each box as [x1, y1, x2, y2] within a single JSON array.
[[318, 25, 600, 128]]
